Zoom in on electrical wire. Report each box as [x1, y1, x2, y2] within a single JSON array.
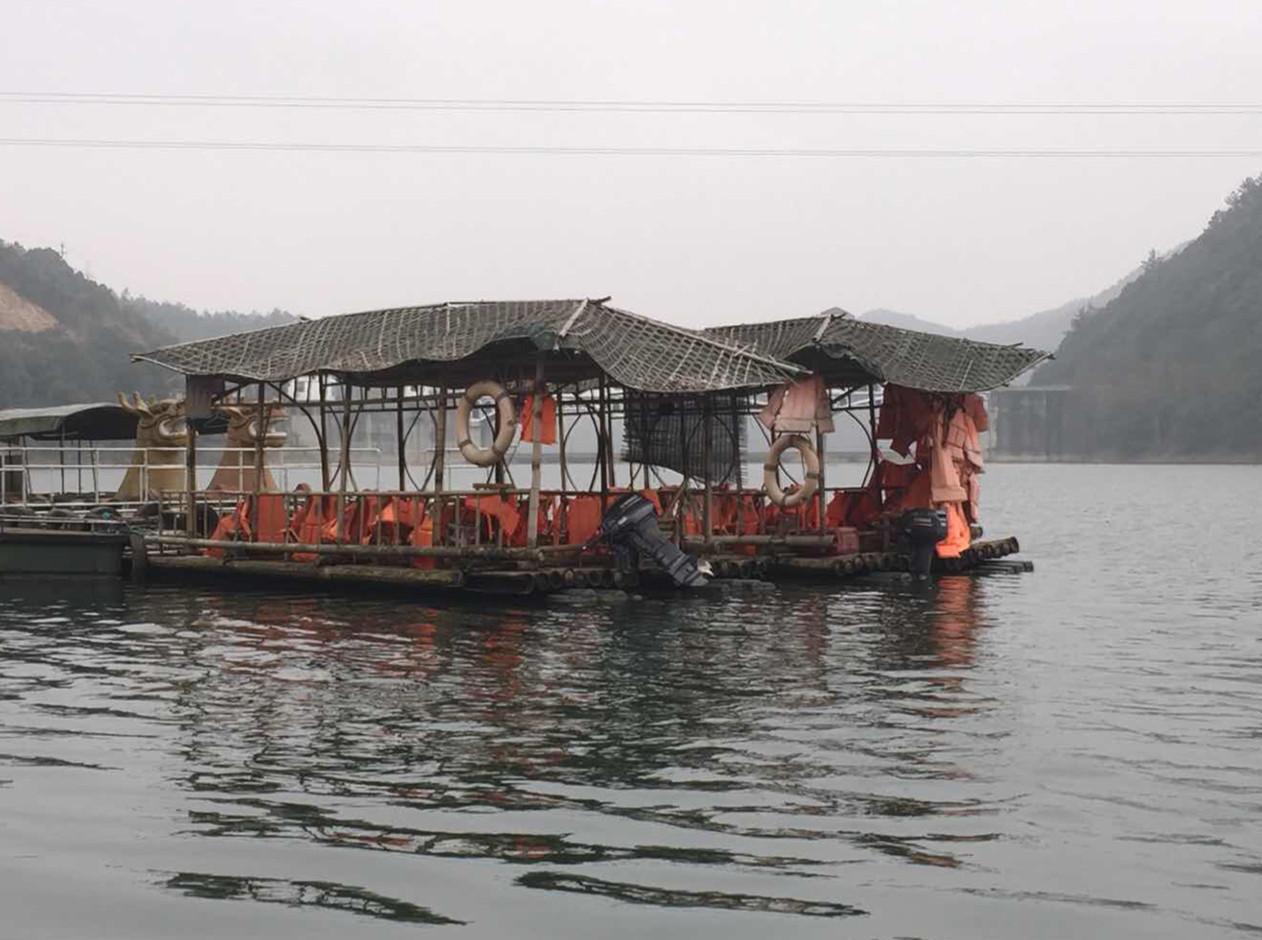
[[3, 91, 1262, 115], [1, 137, 1261, 157]]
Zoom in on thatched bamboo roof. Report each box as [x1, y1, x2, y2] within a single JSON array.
[[134, 300, 1049, 395], [706, 311, 1051, 392], [134, 299, 801, 393]]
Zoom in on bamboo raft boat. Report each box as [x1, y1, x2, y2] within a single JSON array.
[[2, 299, 1049, 595]]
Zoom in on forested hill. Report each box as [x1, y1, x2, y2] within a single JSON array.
[[0, 240, 293, 407], [861, 259, 1148, 361], [125, 296, 293, 341], [1034, 174, 1262, 459]]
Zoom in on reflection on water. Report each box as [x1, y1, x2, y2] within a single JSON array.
[[1, 466, 1260, 938], [164, 871, 464, 925]]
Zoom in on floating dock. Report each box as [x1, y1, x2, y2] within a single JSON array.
[[3, 299, 1049, 597]]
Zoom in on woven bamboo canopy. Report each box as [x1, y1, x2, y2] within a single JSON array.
[[707, 310, 1052, 393], [134, 299, 1049, 394], [134, 299, 801, 393]]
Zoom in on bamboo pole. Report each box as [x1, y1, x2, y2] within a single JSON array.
[[683, 533, 839, 549], [184, 425, 197, 539], [815, 423, 827, 535], [150, 555, 466, 588], [434, 385, 447, 493], [556, 385, 568, 496], [433, 385, 447, 547], [701, 394, 713, 542], [396, 385, 406, 491], [318, 373, 331, 489], [604, 382, 617, 489], [336, 380, 352, 543], [526, 354, 546, 548], [150, 534, 546, 562], [253, 382, 266, 499], [675, 394, 690, 546], [868, 383, 883, 509], [598, 376, 610, 505]]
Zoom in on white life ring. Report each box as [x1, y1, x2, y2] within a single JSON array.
[[763, 434, 821, 508], [456, 379, 517, 467]]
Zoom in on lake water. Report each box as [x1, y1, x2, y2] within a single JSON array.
[[1, 464, 1259, 938]]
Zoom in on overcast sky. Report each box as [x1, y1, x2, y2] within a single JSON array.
[[2, 0, 1260, 330]]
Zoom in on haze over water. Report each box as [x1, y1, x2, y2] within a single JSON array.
[[1, 464, 1259, 938]]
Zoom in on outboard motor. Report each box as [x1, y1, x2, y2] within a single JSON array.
[[899, 508, 948, 581], [595, 493, 710, 588]]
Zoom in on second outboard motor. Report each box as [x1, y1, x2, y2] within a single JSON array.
[[899, 508, 948, 581], [595, 493, 710, 588]]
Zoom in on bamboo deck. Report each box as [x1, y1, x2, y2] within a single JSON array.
[[140, 537, 1024, 598]]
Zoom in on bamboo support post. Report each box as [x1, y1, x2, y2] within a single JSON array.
[[318, 373, 331, 489], [253, 382, 266, 497], [396, 386, 406, 491], [597, 377, 611, 502], [433, 386, 447, 546], [701, 394, 713, 542], [815, 423, 827, 535], [336, 381, 351, 542], [604, 383, 617, 489], [184, 425, 197, 539], [526, 354, 545, 548], [867, 383, 882, 508], [556, 385, 568, 497]]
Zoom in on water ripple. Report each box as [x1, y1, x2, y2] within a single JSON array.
[[0, 466, 1259, 938]]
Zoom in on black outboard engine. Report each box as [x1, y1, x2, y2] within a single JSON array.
[[595, 493, 710, 588], [899, 508, 948, 580]]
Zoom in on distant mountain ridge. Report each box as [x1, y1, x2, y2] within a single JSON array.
[[124, 294, 294, 342], [857, 257, 1158, 363], [0, 240, 294, 407], [1032, 173, 1262, 459]]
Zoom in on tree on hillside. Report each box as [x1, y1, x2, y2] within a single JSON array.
[[1035, 172, 1262, 459], [0, 240, 293, 408]]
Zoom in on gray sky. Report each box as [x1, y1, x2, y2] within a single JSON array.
[[2, 0, 1260, 329]]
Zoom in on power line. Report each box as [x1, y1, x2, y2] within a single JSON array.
[[4, 91, 1262, 115], [2, 137, 1261, 157]]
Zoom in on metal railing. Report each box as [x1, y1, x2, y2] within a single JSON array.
[[0, 445, 384, 509]]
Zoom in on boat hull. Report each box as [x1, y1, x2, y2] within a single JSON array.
[[0, 527, 129, 576]]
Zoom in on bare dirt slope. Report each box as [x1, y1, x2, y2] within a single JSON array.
[[0, 281, 59, 332]]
